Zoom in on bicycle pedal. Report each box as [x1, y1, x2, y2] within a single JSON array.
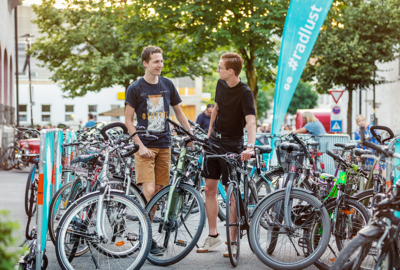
[[297, 237, 309, 248], [175, 240, 187, 247]]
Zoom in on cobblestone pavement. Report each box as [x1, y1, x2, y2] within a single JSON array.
[[0, 168, 317, 270]]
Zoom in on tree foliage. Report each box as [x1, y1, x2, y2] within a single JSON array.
[[287, 81, 318, 115], [0, 211, 22, 270], [125, 0, 288, 113], [31, 0, 207, 98], [257, 90, 271, 120], [304, 0, 400, 134]]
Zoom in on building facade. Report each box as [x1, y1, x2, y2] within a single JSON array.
[[0, 0, 21, 153]]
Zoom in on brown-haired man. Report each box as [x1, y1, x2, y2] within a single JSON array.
[[125, 46, 192, 256], [197, 53, 256, 257]]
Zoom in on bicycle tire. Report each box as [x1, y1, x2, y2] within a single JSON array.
[[226, 183, 241, 266], [249, 189, 330, 270], [1, 146, 17, 171], [145, 183, 205, 266], [55, 191, 151, 270], [314, 198, 371, 270], [354, 188, 374, 210], [48, 182, 73, 246], [330, 230, 385, 270], [25, 164, 38, 217]]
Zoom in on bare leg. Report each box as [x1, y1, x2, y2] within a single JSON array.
[[143, 182, 164, 222], [204, 178, 219, 235], [226, 186, 237, 241]]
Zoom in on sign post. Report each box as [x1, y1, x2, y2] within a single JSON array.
[[329, 90, 344, 133]]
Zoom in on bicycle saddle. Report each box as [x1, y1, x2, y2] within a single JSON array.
[[354, 148, 373, 156], [334, 143, 357, 150], [71, 154, 99, 164], [320, 173, 335, 181], [255, 145, 272, 154], [279, 142, 300, 152]]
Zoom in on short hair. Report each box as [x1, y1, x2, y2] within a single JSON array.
[[302, 111, 318, 123], [206, 104, 215, 109], [355, 114, 366, 123], [141, 46, 163, 63], [88, 113, 94, 119], [220, 53, 243, 76]]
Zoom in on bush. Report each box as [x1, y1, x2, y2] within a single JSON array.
[[0, 210, 21, 270]]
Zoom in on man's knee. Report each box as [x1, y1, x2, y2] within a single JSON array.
[[204, 183, 218, 197], [143, 184, 156, 197]]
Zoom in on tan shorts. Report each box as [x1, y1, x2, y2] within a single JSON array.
[[134, 148, 171, 186]]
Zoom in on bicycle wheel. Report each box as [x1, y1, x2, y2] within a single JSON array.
[[145, 183, 205, 266], [330, 229, 391, 270], [249, 189, 330, 270], [55, 191, 151, 270], [25, 164, 38, 217], [108, 179, 146, 208], [354, 188, 374, 212], [1, 146, 17, 171], [48, 182, 73, 245], [226, 183, 241, 266], [314, 198, 371, 270]]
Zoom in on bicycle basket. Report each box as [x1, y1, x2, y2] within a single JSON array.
[[274, 138, 305, 171]]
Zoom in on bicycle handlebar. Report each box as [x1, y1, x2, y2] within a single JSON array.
[[291, 133, 314, 165]]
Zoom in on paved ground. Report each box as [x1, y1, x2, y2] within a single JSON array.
[[0, 168, 318, 270]]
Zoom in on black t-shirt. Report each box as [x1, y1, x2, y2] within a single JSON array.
[[125, 77, 182, 148], [213, 79, 256, 137]]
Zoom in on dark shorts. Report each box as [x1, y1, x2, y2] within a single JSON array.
[[201, 133, 244, 186]]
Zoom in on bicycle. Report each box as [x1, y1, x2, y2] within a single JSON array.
[[54, 125, 158, 270], [205, 144, 271, 267], [249, 134, 331, 270], [144, 118, 216, 266]]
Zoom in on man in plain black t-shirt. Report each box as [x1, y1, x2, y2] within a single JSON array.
[[197, 53, 256, 257]]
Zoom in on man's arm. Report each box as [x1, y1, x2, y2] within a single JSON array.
[[241, 114, 256, 161], [172, 105, 191, 131], [125, 104, 152, 158], [207, 103, 218, 138]]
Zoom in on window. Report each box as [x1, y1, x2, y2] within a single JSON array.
[[42, 115, 50, 122], [41, 104, 51, 123], [88, 105, 98, 121], [42, 105, 50, 112], [65, 105, 74, 122], [19, 104, 27, 122], [110, 105, 120, 121], [178, 87, 195, 96]]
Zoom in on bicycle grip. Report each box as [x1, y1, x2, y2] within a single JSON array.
[[326, 150, 338, 160], [148, 130, 163, 135], [188, 119, 196, 126]]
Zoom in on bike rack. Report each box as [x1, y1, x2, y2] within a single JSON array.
[[35, 129, 64, 270], [63, 130, 77, 183]]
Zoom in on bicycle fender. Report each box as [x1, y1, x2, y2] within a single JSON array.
[[358, 224, 385, 238], [250, 187, 313, 219]]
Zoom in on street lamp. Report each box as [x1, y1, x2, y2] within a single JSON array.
[[20, 33, 35, 128]]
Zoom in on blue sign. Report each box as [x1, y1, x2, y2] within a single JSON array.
[[271, 0, 334, 137], [330, 120, 343, 132]]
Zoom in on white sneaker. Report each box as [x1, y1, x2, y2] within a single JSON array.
[[223, 242, 237, 257], [197, 234, 222, 253]]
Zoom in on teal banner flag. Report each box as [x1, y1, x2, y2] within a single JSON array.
[[271, 0, 333, 136]]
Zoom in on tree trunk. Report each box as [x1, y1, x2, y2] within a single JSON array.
[[347, 86, 353, 136], [240, 48, 258, 119]]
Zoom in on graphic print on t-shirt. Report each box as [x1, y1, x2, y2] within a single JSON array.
[[146, 94, 165, 131]]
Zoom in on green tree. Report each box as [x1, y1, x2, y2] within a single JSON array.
[[287, 81, 318, 115], [257, 90, 271, 120], [124, 0, 288, 114], [304, 0, 400, 134], [0, 211, 21, 270], [31, 0, 206, 98]]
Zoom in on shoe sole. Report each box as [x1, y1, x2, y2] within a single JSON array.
[[196, 240, 223, 253]]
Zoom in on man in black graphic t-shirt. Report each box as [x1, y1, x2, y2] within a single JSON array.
[[125, 46, 192, 256], [197, 53, 256, 257]]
